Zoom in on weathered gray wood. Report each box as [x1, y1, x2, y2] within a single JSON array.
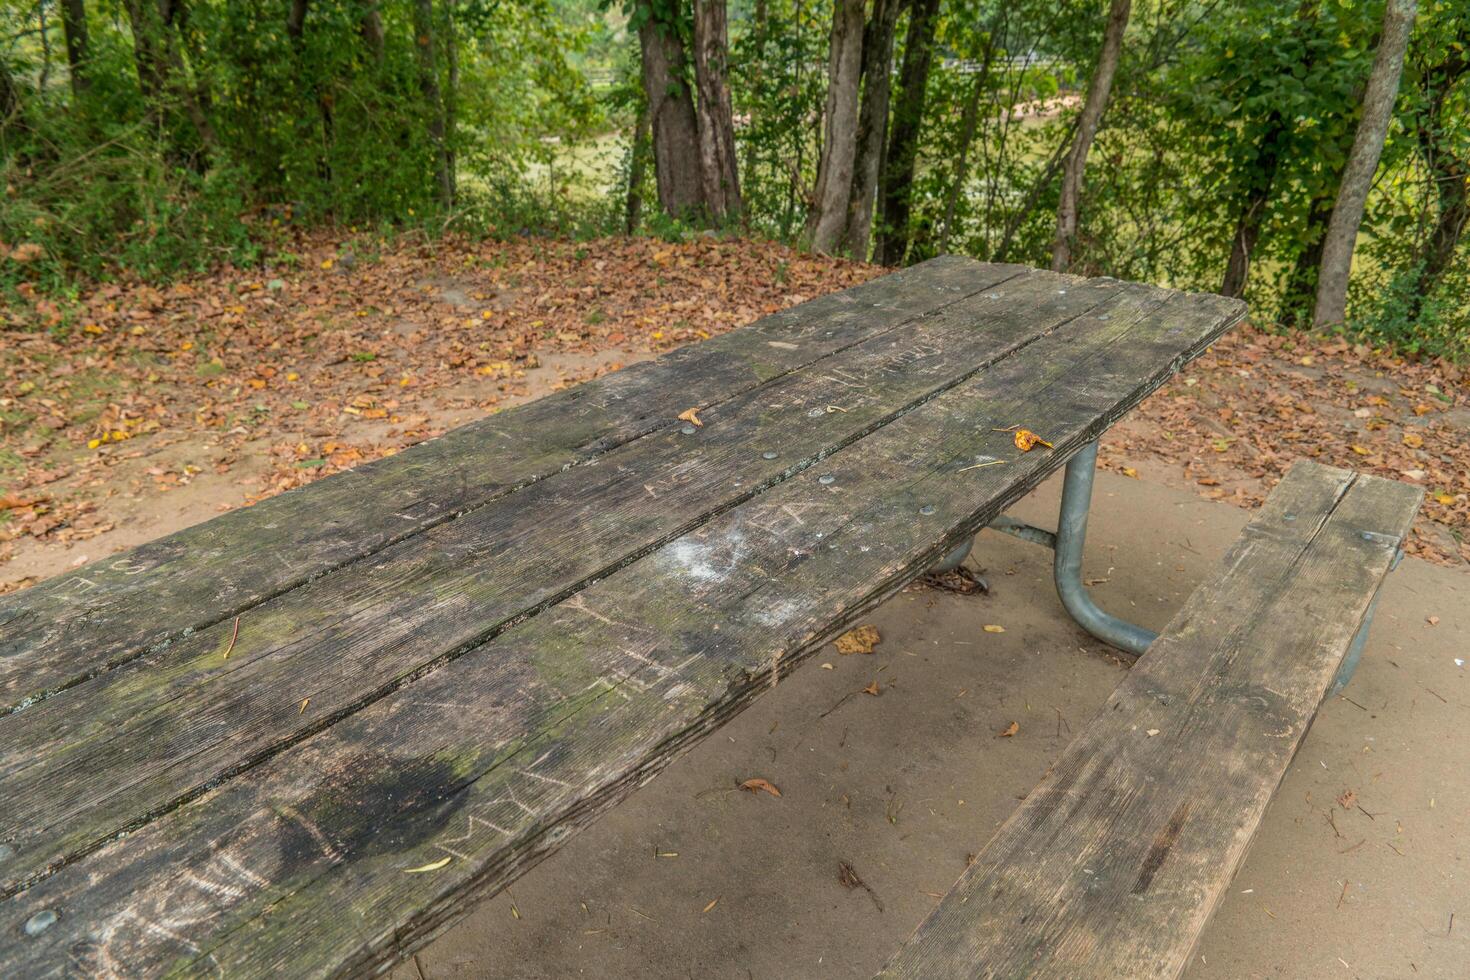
[[877, 462, 1421, 979], [0, 280, 1245, 978], [0, 256, 1026, 715], [0, 269, 1112, 895]]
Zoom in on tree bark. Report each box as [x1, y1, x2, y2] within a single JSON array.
[[1051, 0, 1131, 272], [1313, 0, 1418, 327], [1405, 49, 1468, 319], [0, 56, 21, 131], [875, 0, 940, 266], [841, 0, 904, 258], [625, 99, 651, 234], [287, 0, 309, 38], [1219, 114, 1284, 298], [413, 0, 453, 207], [60, 0, 91, 97], [804, 0, 866, 254], [692, 0, 741, 222], [638, 18, 704, 219], [361, 2, 386, 63]]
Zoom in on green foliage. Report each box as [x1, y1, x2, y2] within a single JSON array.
[[0, 0, 601, 288]]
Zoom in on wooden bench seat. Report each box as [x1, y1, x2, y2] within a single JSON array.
[[877, 461, 1421, 979], [0, 259, 1253, 977]]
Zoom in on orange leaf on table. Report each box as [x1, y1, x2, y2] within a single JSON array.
[[1013, 428, 1053, 452], [677, 407, 703, 427]]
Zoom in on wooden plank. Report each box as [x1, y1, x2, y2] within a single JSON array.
[[876, 462, 1421, 979], [0, 269, 1112, 895], [0, 283, 1246, 978], [0, 256, 1027, 714]]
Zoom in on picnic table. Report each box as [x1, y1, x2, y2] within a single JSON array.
[[0, 258, 1418, 978]]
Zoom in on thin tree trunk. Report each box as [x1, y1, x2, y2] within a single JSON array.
[[875, 0, 940, 266], [692, 0, 741, 222], [842, 0, 904, 258], [625, 99, 651, 234], [638, 19, 704, 218], [61, 0, 91, 97], [444, 0, 458, 203], [413, 0, 453, 207], [0, 57, 21, 132], [1219, 116, 1284, 298], [288, 0, 309, 38], [1279, 192, 1336, 325], [804, 0, 866, 253], [992, 118, 1074, 262], [1313, 0, 1418, 327], [1404, 50, 1467, 318], [361, 3, 386, 63], [1051, 0, 1131, 272], [939, 31, 998, 253]]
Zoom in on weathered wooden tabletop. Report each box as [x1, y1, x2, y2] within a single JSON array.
[[0, 257, 1243, 978]]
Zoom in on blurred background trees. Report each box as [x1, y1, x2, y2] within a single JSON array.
[[1, 0, 1465, 356]]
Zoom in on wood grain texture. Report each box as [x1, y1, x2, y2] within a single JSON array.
[[0, 256, 1027, 715], [877, 461, 1421, 980], [0, 278, 1245, 979], [0, 269, 1109, 895]]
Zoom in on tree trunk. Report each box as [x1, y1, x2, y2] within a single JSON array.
[[443, 0, 459, 203], [638, 18, 704, 219], [0, 56, 21, 132], [804, 0, 866, 254], [361, 3, 386, 63], [875, 0, 940, 267], [413, 0, 453, 207], [1279, 191, 1336, 325], [1051, 0, 1131, 272], [1219, 117, 1284, 298], [692, 0, 741, 222], [625, 99, 651, 234], [288, 0, 309, 38], [1404, 50, 1468, 319], [60, 0, 91, 97], [939, 29, 999, 254], [1313, 0, 1418, 327], [842, 0, 904, 259]]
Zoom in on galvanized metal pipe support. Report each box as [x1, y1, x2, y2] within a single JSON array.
[[934, 440, 1158, 657], [934, 439, 1401, 681]]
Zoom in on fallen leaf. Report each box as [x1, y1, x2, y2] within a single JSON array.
[[702, 898, 719, 914], [1146, 729, 1161, 737], [1337, 789, 1357, 810], [997, 721, 1019, 738], [1350, 445, 1371, 456], [1402, 432, 1424, 449], [835, 624, 880, 654], [1427, 616, 1440, 626], [677, 407, 703, 427], [863, 680, 881, 696], [403, 856, 453, 874], [1122, 466, 1139, 478], [0, 495, 45, 511], [983, 624, 1005, 633], [739, 777, 782, 798], [1013, 428, 1054, 452]]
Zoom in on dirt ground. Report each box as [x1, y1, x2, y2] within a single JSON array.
[[3, 237, 1468, 593], [389, 471, 1468, 980]]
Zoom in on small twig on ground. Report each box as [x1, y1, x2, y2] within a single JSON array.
[[837, 861, 883, 912], [222, 615, 240, 659]]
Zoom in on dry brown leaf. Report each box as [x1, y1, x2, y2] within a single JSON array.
[[702, 898, 719, 914], [996, 721, 1019, 738], [983, 624, 1005, 633], [1427, 615, 1440, 626], [678, 407, 703, 427], [835, 624, 880, 655], [863, 680, 881, 696], [1403, 432, 1424, 449], [739, 777, 782, 798], [1337, 789, 1357, 809], [1013, 428, 1054, 452]]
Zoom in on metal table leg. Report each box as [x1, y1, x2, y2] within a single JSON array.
[[936, 440, 1158, 657]]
